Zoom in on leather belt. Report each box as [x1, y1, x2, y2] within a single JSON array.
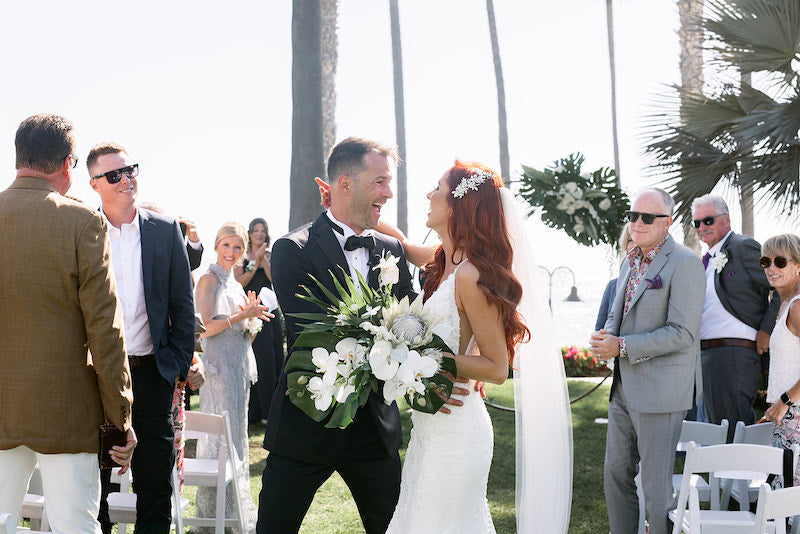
[[700, 338, 756, 350], [127, 354, 155, 368]]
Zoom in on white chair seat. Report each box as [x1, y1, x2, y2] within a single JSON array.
[[183, 458, 233, 487]]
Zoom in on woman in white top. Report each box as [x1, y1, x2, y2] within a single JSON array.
[[761, 234, 800, 486]]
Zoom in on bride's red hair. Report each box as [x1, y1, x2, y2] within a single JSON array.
[[422, 160, 530, 365]]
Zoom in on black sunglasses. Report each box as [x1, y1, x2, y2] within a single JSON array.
[[692, 214, 724, 228], [92, 164, 139, 184], [760, 256, 789, 269], [625, 211, 670, 225]]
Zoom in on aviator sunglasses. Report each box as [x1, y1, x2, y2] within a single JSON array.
[[625, 211, 670, 225], [92, 163, 139, 184], [759, 256, 789, 269], [692, 214, 724, 228]]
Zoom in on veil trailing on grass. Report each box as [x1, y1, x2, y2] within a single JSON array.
[[500, 187, 573, 533]]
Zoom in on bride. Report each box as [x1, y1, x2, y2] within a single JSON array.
[[317, 161, 572, 532], [369, 161, 573, 533]]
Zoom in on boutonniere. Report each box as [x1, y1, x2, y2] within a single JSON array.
[[711, 250, 729, 273], [244, 259, 256, 273], [645, 274, 663, 290]]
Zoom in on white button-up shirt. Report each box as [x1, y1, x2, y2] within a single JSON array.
[[327, 210, 371, 284], [106, 209, 154, 356], [700, 230, 757, 341]]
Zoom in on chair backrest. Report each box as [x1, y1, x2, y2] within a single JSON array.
[[732, 421, 776, 446], [184, 411, 227, 439], [677, 419, 729, 450], [753, 483, 800, 534], [0, 513, 15, 534], [672, 442, 789, 533]]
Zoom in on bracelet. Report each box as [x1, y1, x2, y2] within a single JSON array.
[[781, 392, 794, 407], [226, 317, 232, 328]]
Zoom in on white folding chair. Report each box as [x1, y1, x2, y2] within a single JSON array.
[[670, 442, 796, 533], [180, 410, 245, 534], [633, 419, 729, 534], [106, 466, 186, 533], [752, 483, 800, 534], [19, 466, 49, 532], [721, 421, 779, 510], [1, 514, 15, 534]]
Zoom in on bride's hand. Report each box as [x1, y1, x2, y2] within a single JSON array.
[[315, 177, 331, 209], [436, 370, 470, 414]]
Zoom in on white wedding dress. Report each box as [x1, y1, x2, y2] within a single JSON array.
[[386, 269, 496, 534]]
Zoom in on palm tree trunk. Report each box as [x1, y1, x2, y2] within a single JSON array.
[[289, 0, 337, 230], [677, 0, 704, 253], [486, 0, 509, 184], [606, 0, 621, 185], [389, 0, 408, 235], [739, 72, 755, 236]]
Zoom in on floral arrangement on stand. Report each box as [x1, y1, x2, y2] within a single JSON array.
[[285, 252, 457, 429], [562, 345, 610, 377], [516, 153, 629, 246]]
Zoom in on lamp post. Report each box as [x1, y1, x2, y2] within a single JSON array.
[[537, 265, 582, 310]]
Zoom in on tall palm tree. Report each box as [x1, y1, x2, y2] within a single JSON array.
[[289, 0, 338, 230], [389, 0, 408, 235], [486, 0, 509, 183], [606, 0, 621, 185], [676, 0, 705, 252], [644, 0, 800, 231]]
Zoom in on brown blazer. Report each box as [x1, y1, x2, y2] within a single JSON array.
[[0, 176, 132, 454]]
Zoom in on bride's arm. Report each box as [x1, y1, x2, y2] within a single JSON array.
[[373, 220, 437, 268], [450, 264, 510, 385]]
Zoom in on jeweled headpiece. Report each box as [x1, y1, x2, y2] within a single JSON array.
[[452, 169, 493, 198]]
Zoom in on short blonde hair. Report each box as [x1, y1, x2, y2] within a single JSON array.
[[762, 234, 800, 265], [214, 222, 248, 265]]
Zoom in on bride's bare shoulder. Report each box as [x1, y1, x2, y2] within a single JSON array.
[[454, 260, 480, 286]]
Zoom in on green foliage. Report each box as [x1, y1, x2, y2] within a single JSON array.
[[516, 153, 629, 246]]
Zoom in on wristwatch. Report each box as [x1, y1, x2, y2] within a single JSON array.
[[781, 392, 794, 407]]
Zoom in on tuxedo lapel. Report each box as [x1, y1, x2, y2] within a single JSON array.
[[139, 209, 156, 299], [714, 233, 734, 307], [309, 214, 350, 289]]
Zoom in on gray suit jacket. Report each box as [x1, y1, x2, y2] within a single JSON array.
[[605, 236, 706, 413], [714, 232, 779, 334]]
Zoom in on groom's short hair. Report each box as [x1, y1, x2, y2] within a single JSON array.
[[327, 137, 398, 183]]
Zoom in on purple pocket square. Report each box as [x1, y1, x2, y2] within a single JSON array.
[[723, 270, 735, 280], [645, 275, 663, 290]]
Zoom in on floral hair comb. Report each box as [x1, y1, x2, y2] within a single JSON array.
[[452, 169, 494, 198]]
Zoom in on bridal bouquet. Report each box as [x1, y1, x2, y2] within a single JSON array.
[[286, 252, 457, 429]]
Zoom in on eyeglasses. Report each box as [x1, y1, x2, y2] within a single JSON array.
[[92, 164, 139, 184], [625, 211, 670, 225], [66, 154, 79, 169], [692, 214, 724, 228], [759, 256, 789, 269]]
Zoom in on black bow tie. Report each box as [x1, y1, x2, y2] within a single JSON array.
[[344, 235, 376, 252]]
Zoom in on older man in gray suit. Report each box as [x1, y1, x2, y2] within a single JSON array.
[[590, 188, 706, 534]]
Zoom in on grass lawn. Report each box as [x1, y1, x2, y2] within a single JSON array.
[[203, 378, 612, 534]]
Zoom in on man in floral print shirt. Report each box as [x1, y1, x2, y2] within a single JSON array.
[[691, 194, 779, 441]]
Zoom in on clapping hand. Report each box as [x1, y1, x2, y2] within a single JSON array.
[[239, 290, 274, 322]]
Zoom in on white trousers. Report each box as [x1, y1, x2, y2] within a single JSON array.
[[0, 445, 101, 534]]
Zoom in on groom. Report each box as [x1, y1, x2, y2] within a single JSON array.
[[258, 138, 415, 533]]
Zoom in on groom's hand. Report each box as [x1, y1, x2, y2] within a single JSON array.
[[437, 372, 469, 414]]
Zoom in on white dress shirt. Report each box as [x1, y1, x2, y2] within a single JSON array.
[[700, 230, 757, 341], [326, 210, 371, 284], [106, 209, 154, 356]]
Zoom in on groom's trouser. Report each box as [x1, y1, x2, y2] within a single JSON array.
[[604, 378, 684, 534], [0, 445, 102, 534], [256, 417, 401, 534]]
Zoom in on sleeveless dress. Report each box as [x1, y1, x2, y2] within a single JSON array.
[[767, 293, 800, 487], [386, 270, 496, 534], [196, 263, 258, 532]]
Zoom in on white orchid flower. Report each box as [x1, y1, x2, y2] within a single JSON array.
[[334, 379, 356, 403], [308, 376, 335, 411], [374, 253, 400, 286], [311, 347, 340, 385], [336, 338, 366, 368], [382, 378, 404, 404], [369, 339, 400, 380], [360, 305, 381, 319], [397, 349, 438, 383], [553, 164, 565, 174], [598, 198, 612, 211]]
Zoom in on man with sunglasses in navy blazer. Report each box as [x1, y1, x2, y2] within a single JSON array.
[[88, 142, 195, 534], [691, 194, 779, 441]]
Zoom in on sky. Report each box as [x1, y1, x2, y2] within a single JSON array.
[[1, 0, 791, 345]]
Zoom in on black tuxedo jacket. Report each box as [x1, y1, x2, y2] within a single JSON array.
[[713, 232, 780, 334], [186, 241, 203, 271], [139, 208, 196, 383], [265, 213, 416, 463]]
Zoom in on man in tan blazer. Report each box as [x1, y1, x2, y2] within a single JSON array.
[[0, 114, 136, 534]]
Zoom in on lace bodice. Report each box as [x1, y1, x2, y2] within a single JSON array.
[[386, 266, 496, 534], [767, 294, 800, 403]]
